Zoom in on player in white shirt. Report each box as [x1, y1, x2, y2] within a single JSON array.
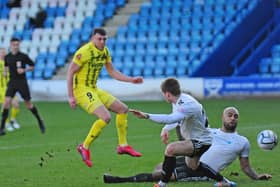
[[104, 106, 271, 186], [201, 106, 271, 186], [130, 78, 230, 187]]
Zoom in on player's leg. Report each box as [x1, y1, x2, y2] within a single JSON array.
[[156, 140, 194, 186], [85, 105, 110, 148], [10, 96, 20, 129], [0, 96, 12, 135], [1, 93, 14, 131], [184, 140, 222, 180], [74, 88, 110, 167], [24, 100, 45, 133], [98, 88, 142, 157], [0, 81, 16, 135], [20, 82, 45, 133], [77, 105, 109, 167], [174, 156, 211, 182], [187, 140, 236, 186], [104, 162, 164, 183], [103, 172, 156, 183]]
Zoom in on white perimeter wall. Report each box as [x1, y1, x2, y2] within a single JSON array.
[[29, 78, 204, 101]]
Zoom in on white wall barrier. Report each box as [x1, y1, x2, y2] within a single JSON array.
[[28, 78, 204, 101], [28, 77, 280, 101]]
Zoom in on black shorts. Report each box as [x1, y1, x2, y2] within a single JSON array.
[[174, 157, 210, 182], [190, 140, 211, 157], [6, 80, 31, 101]]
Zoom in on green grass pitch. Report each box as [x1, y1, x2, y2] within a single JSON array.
[[0, 98, 279, 187]]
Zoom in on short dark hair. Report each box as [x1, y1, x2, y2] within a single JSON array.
[[160, 78, 181, 96], [10, 37, 21, 42], [92, 28, 107, 36]]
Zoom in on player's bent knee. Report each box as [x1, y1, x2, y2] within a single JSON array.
[[165, 144, 176, 156], [102, 116, 111, 124], [188, 163, 198, 170]]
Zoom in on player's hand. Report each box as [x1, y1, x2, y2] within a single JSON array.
[[131, 76, 143, 84], [160, 129, 169, 144], [257, 174, 272, 180], [129, 109, 148, 119], [68, 97, 77, 109]]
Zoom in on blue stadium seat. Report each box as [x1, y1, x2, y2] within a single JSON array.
[[176, 67, 187, 76], [146, 42, 157, 55], [135, 42, 146, 55], [143, 68, 152, 77], [121, 67, 131, 76], [114, 61, 123, 70], [259, 58, 271, 74], [166, 55, 177, 68], [272, 45, 280, 58], [133, 54, 143, 64], [136, 31, 147, 42], [144, 55, 155, 68], [125, 42, 135, 56], [156, 41, 167, 55], [33, 69, 43, 79], [154, 67, 164, 77], [139, 4, 150, 17], [13, 31, 23, 40], [35, 61, 45, 71], [26, 71, 33, 79], [56, 7, 66, 17], [1, 7, 10, 19], [165, 67, 175, 76], [126, 31, 137, 43], [147, 30, 158, 42], [44, 69, 54, 79], [44, 17, 54, 28], [123, 55, 133, 64], [56, 56, 66, 67], [46, 7, 56, 17], [100, 68, 110, 78], [167, 42, 179, 55], [132, 68, 142, 76], [271, 63, 280, 74]]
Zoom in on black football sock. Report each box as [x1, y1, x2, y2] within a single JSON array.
[[0, 109, 9, 130], [133, 173, 154, 182], [104, 173, 154, 183], [196, 162, 224, 181], [29, 106, 42, 121], [161, 155, 176, 183]]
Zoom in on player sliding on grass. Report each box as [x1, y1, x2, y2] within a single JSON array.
[[130, 78, 236, 187], [106, 106, 272, 186], [67, 28, 143, 167]]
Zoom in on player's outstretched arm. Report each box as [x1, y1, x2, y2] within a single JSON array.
[[129, 109, 149, 119], [239, 157, 272, 180], [105, 62, 143, 84]]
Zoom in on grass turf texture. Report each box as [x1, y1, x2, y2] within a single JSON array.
[[0, 98, 279, 187]]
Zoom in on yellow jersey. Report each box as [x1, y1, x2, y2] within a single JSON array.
[[72, 42, 111, 88], [0, 59, 8, 91]]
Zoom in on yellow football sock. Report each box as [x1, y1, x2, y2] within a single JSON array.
[[5, 119, 9, 126], [10, 106, 19, 121], [116, 113, 128, 146], [83, 119, 107, 149]]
